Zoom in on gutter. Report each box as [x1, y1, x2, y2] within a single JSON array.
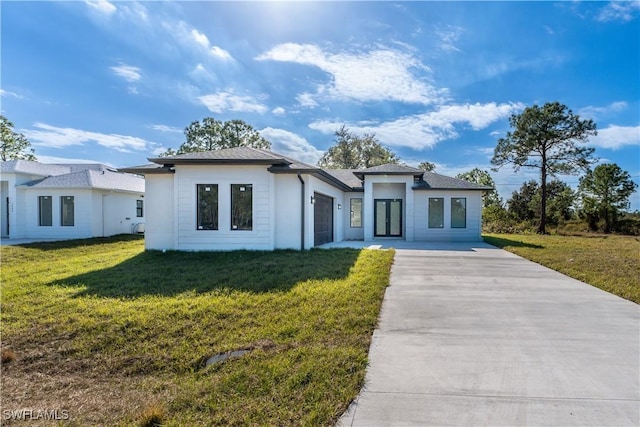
[[297, 172, 305, 251]]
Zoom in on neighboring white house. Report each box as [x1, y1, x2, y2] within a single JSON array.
[[1, 160, 145, 241], [121, 147, 492, 251]]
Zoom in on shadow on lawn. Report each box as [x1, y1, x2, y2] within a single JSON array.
[[50, 248, 362, 298], [483, 235, 544, 249]]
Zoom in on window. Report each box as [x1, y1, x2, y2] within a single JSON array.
[[451, 198, 466, 228], [197, 184, 218, 230], [231, 184, 252, 230], [428, 198, 444, 228], [38, 196, 52, 226], [350, 198, 362, 228], [60, 196, 74, 226], [136, 200, 144, 217]]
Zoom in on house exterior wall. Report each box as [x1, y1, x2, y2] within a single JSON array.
[[363, 177, 415, 241], [145, 174, 174, 250], [413, 190, 483, 241], [174, 165, 273, 251], [343, 192, 365, 241], [102, 192, 145, 237], [22, 189, 94, 239], [1, 180, 8, 237], [273, 174, 303, 250]]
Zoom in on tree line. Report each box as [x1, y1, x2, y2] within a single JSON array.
[[1, 101, 637, 235]]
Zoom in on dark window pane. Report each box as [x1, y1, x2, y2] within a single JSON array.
[[451, 198, 466, 228], [136, 200, 143, 217], [38, 196, 52, 226], [197, 184, 218, 230], [61, 196, 74, 226], [428, 198, 444, 228], [231, 184, 252, 230]]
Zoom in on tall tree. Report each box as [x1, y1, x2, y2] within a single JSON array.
[[578, 163, 638, 233], [491, 102, 596, 234], [161, 117, 270, 156], [418, 161, 436, 172], [508, 180, 539, 222], [456, 168, 501, 208], [0, 115, 36, 161], [318, 125, 399, 169]]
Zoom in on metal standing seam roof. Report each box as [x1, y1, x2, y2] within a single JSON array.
[[18, 169, 145, 193], [148, 146, 291, 165]]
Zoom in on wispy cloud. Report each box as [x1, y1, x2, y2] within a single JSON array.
[[435, 25, 464, 52], [198, 91, 268, 114], [84, 0, 116, 16], [256, 43, 446, 106], [259, 127, 324, 165], [271, 107, 286, 116], [309, 102, 524, 150], [0, 89, 23, 99], [578, 101, 627, 119], [149, 124, 182, 133], [23, 123, 152, 153], [188, 27, 233, 61], [589, 124, 640, 150], [596, 1, 640, 22], [110, 64, 141, 82]]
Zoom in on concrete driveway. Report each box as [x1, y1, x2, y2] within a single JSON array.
[[338, 242, 639, 426]]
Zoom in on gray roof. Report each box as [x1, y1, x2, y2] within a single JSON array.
[[123, 149, 491, 192], [1, 160, 71, 177], [19, 169, 144, 193], [323, 169, 363, 189], [357, 163, 424, 175], [415, 172, 493, 190], [149, 147, 291, 165]]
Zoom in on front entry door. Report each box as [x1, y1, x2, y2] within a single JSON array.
[[374, 199, 402, 237]]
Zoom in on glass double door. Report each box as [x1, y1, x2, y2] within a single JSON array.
[[374, 199, 402, 237]]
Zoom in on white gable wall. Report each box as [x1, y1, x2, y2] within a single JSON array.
[[413, 190, 483, 241], [174, 165, 273, 251]]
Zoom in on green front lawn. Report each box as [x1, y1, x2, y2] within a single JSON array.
[[1, 236, 394, 426], [484, 233, 640, 304]]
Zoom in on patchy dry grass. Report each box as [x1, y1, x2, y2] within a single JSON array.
[[484, 233, 640, 304], [0, 235, 394, 426]]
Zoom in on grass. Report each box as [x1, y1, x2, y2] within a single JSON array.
[[0, 235, 395, 426], [484, 233, 640, 304]]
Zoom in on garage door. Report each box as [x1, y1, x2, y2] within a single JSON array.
[[314, 192, 333, 246]]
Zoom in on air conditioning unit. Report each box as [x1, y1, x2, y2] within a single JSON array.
[[135, 223, 145, 234]]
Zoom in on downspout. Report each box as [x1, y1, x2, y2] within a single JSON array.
[[297, 172, 305, 251]]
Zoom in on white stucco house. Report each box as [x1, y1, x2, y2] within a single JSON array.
[[1, 160, 145, 241], [122, 147, 491, 251]]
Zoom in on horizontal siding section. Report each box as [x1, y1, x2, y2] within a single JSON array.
[[413, 190, 483, 241], [174, 165, 273, 250]]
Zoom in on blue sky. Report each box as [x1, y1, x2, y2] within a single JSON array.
[[2, 1, 639, 209]]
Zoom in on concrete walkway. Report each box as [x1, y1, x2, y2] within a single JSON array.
[[338, 242, 640, 426]]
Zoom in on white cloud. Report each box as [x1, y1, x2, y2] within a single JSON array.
[[210, 46, 233, 61], [23, 123, 152, 153], [260, 127, 324, 165], [589, 124, 640, 150], [272, 107, 286, 116], [191, 29, 210, 49], [256, 43, 446, 106], [578, 101, 628, 119], [596, 1, 640, 22], [0, 89, 23, 99], [84, 0, 116, 16], [110, 64, 141, 82], [149, 124, 182, 133], [296, 92, 319, 108], [310, 102, 524, 150], [37, 155, 111, 166], [198, 91, 268, 114]]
